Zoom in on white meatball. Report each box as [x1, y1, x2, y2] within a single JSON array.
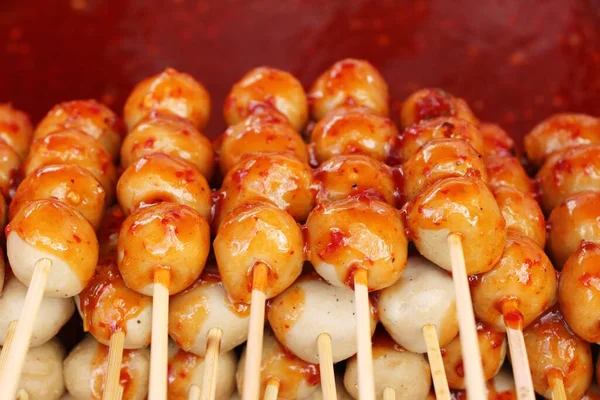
[[378, 256, 458, 353], [267, 274, 377, 364], [0, 275, 74, 347], [63, 335, 150, 400]]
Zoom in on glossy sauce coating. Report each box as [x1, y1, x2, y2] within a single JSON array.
[[117, 202, 210, 296], [403, 138, 487, 201], [34, 99, 125, 160], [0, 103, 33, 160], [214, 202, 304, 303], [224, 66, 308, 132], [117, 153, 212, 221], [479, 123, 515, 157], [123, 68, 211, 131], [0, 141, 22, 199], [536, 144, 600, 213], [524, 113, 600, 168], [308, 58, 389, 121], [97, 205, 125, 257], [405, 176, 506, 274], [399, 117, 484, 162], [523, 307, 593, 400], [313, 154, 398, 206], [471, 230, 557, 332], [309, 106, 399, 164], [216, 152, 314, 226], [485, 154, 537, 196], [399, 88, 478, 129], [120, 112, 214, 179], [305, 194, 408, 291], [10, 164, 106, 229]]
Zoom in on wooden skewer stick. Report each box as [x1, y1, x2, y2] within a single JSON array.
[[200, 327, 223, 400], [383, 387, 395, 400], [116, 385, 125, 400], [149, 267, 171, 400], [548, 372, 567, 400], [0, 258, 52, 400], [447, 234, 487, 399], [263, 377, 280, 400], [354, 267, 375, 400], [242, 262, 269, 400], [422, 324, 450, 400], [102, 331, 125, 400], [317, 333, 337, 400], [189, 384, 201, 400], [0, 320, 17, 374]]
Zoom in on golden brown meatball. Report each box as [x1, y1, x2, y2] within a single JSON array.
[[309, 106, 399, 164], [524, 113, 600, 168], [124, 68, 211, 131], [34, 99, 125, 160], [120, 112, 214, 179], [0, 103, 33, 159], [0, 141, 21, 199], [524, 307, 593, 400], [399, 117, 484, 162], [471, 230, 557, 332], [399, 88, 478, 129], [305, 194, 408, 291], [216, 112, 309, 175], [215, 153, 314, 226], [214, 202, 304, 303], [313, 155, 398, 206], [403, 138, 487, 201], [309, 59, 389, 121], [479, 123, 515, 156], [485, 155, 537, 196], [224, 66, 308, 132], [10, 164, 106, 229], [536, 144, 600, 213], [97, 205, 125, 257], [492, 185, 546, 249], [117, 202, 210, 296], [116, 153, 211, 221], [405, 177, 506, 275]]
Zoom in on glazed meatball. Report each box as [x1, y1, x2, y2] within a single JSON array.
[[97, 205, 125, 256], [124, 68, 211, 131], [0, 140, 21, 199], [399, 88, 478, 129], [224, 66, 308, 132], [309, 59, 389, 121], [0, 103, 33, 159], [479, 123, 515, 156], [485, 155, 537, 196], [524, 113, 600, 168]]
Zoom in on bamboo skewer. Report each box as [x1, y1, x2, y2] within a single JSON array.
[[317, 333, 337, 400], [200, 327, 223, 400], [354, 267, 375, 400], [102, 331, 125, 400], [149, 268, 171, 400], [422, 324, 451, 400]]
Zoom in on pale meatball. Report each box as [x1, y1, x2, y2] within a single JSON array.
[[117, 202, 210, 296], [547, 191, 600, 269], [524, 113, 600, 168], [124, 68, 211, 131], [168, 269, 249, 356], [403, 138, 487, 201], [405, 177, 506, 275], [97, 206, 125, 257], [313, 155, 398, 206], [441, 322, 507, 389], [485, 155, 537, 196], [0, 140, 21, 198], [119, 112, 214, 179], [399, 117, 484, 162], [224, 66, 308, 132], [399, 88, 478, 129], [7, 199, 99, 298], [63, 335, 150, 400], [167, 341, 237, 400], [479, 123, 515, 156], [378, 256, 458, 354], [558, 242, 600, 342], [493, 185, 546, 249], [524, 308, 593, 400], [216, 111, 308, 175], [309, 59, 389, 121], [310, 106, 399, 163], [0, 103, 34, 159], [116, 153, 211, 221], [536, 144, 600, 213], [344, 331, 431, 400], [267, 273, 377, 364], [34, 99, 125, 160], [305, 195, 408, 291], [214, 202, 304, 303], [215, 152, 314, 226], [10, 164, 106, 229], [236, 329, 320, 400], [0, 275, 74, 347], [75, 256, 152, 349], [471, 231, 557, 332]]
